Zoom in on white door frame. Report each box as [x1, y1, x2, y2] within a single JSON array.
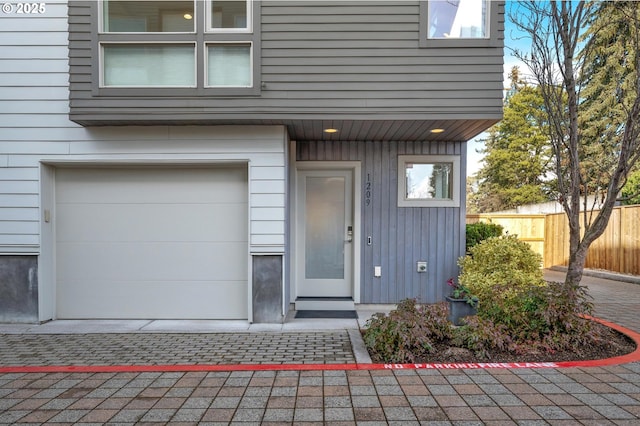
[[291, 161, 361, 304]]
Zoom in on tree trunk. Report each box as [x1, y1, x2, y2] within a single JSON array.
[[564, 196, 618, 289], [565, 243, 587, 287]]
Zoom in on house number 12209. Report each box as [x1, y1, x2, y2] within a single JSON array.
[[1, 2, 46, 14]]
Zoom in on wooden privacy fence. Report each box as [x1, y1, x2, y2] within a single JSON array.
[[544, 205, 640, 275], [467, 205, 640, 275], [466, 214, 546, 261]]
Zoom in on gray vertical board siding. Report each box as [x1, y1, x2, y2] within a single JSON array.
[[68, 1, 504, 123], [296, 140, 464, 304]]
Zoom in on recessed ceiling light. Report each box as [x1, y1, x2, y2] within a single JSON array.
[[324, 128, 338, 133], [430, 128, 445, 134], [183, 13, 193, 20]]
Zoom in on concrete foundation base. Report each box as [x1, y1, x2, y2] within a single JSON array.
[[0, 255, 38, 323]]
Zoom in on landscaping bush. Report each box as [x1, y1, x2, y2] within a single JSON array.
[[465, 222, 503, 252], [527, 281, 598, 351], [363, 236, 606, 363], [451, 315, 514, 358], [457, 234, 599, 352], [362, 299, 449, 363], [362, 287, 603, 362], [458, 234, 545, 303], [471, 280, 598, 352]]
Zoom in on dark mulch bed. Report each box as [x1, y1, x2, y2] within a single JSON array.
[[367, 322, 637, 364]]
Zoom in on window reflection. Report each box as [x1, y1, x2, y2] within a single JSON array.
[[211, 0, 248, 29], [405, 163, 452, 200], [428, 0, 487, 39], [103, 1, 194, 32]]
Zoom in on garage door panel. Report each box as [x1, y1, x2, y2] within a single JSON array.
[[55, 166, 249, 319], [56, 168, 248, 204], [57, 280, 248, 319], [57, 242, 247, 281], [56, 203, 247, 243]]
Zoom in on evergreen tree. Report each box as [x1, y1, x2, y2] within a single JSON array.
[[579, 1, 640, 205], [472, 67, 553, 212], [621, 170, 640, 205]]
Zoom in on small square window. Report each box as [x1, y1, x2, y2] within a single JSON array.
[[428, 0, 488, 39], [209, 0, 251, 32], [207, 44, 252, 87], [398, 155, 460, 207]]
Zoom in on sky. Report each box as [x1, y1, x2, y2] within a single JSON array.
[[467, 1, 530, 176]]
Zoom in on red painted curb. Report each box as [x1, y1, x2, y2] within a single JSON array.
[[552, 316, 640, 368], [1, 317, 638, 374]]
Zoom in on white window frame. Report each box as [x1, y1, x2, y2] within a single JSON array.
[[419, 0, 499, 48], [205, 42, 253, 88], [206, 0, 253, 33], [427, 0, 489, 40], [99, 0, 197, 34], [99, 42, 197, 88], [397, 155, 461, 208]]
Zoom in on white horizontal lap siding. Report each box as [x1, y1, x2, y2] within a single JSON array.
[[0, 2, 287, 255], [0, 1, 69, 252], [250, 172, 286, 249], [250, 165, 286, 249]]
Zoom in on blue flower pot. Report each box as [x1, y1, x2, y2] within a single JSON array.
[[446, 296, 478, 326]]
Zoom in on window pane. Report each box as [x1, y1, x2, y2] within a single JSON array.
[[405, 163, 453, 199], [207, 45, 251, 86], [305, 177, 345, 279], [103, 1, 194, 32], [428, 0, 487, 38], [103, 45, 195, 86], [211, 0, 248, 29]]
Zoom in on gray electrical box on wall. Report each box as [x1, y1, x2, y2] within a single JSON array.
[[417, 261, 427, 273]]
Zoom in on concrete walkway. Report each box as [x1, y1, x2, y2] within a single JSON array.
[[0, 270, 639, 424]]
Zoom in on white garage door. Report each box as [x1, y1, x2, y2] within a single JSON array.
[[55, 166, 248, 319]]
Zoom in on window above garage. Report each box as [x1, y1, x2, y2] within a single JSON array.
[[95, 0, 259, 95]]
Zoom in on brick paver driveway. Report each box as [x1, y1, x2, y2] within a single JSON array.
[[0, 269, 639, 424]]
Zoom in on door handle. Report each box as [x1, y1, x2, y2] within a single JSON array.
[[346, 226, 353, 243]]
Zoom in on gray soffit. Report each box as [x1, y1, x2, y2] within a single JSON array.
[[71, 118, 500, 142]]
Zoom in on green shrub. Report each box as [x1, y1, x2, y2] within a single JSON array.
[[450, 279, 598, 356], [452, 316, 515, 358], [362, 299, 450, 363], [621, 169, 640, 205], [457, 234, 598, 352], [528, 281, 598, 351], [362, 283, 599, 362], [458, 234, 544, 303], [465, 222, 503, 252]]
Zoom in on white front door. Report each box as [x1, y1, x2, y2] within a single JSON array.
[[296, 169, 353, 298]]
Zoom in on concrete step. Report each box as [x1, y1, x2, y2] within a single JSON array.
[[295, 297, 355, 311]]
